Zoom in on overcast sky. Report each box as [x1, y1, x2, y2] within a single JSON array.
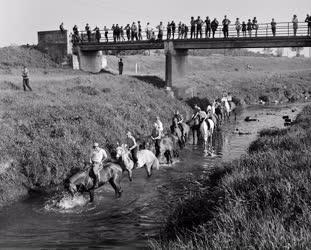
[[0, 0, 310, 46]]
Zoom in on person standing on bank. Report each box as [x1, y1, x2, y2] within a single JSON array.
[[126, 131, 138, 168], [22, 65, 32, 91], [292, 15, 298, 36], [118, 58, 124, 75]]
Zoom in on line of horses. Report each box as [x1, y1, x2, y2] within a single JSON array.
[[66, 98, 236, 203]]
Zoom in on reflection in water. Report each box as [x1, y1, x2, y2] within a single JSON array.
[[0, 104, 304, 249]]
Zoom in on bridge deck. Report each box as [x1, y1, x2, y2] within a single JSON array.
[[77, 36, 311, 51]]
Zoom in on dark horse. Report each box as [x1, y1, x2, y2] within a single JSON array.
[[187, 116, 201, 145], [170, 117, 190, 149], [67, 162, 123, 202]]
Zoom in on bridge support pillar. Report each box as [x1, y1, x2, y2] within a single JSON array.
[[75, 47, 104, 73], [164, 41, 188, 90]]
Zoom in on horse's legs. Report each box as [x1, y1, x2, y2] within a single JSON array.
[[89, 190, 95, 202], [109, 178, 122, 198], [145, 164, 152, 178], [128, 169, 133, 182]]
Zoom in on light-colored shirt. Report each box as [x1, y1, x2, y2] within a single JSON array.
[[292, 17, 298, 28], [235, 21, 241, 30], [90, 148, 107, 163], [22, 68, 29, 79], [155, 120, 163, 132]]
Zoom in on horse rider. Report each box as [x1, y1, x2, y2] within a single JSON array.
[[173, 110, 184, 134], [126, 131, 138, 168], [90, 142, 108, 188], [227, 92, 233, 110], [151, 123, 161, 158], [155, 116, 164, 137]]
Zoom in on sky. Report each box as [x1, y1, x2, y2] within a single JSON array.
[[0, 0, 310, 47]]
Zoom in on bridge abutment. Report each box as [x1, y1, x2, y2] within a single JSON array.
[[75, 47, 104, 73], [164, 41, 188, 90]]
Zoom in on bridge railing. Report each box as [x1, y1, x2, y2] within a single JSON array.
[[72, 21, 310, 45]]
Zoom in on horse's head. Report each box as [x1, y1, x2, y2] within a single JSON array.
[[116, 144, 128, 160]]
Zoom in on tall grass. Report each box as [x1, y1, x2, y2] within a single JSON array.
[[154, 105, 311, 249]]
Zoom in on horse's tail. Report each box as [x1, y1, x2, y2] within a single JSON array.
[[152, 156, 160, 170]]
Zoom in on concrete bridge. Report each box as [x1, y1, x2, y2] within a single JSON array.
[[72, 21, 311, 89]]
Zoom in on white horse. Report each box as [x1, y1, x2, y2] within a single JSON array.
[[200, 119, 215, 152], [222, 98, 236, 122], [116, 144, 159, 181]]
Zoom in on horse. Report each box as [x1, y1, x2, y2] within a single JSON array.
[[170, 118, 190, 148], [187, 115, 201, 145], [116, 144, 159, 181], [67, 162, 123, 202], [200, 118, 215, 152], [222, 99, 237, 122], [214, 101, 224, 126]]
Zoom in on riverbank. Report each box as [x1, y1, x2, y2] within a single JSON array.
[[153, 104, 311, 249], [0, 46, 310, 208]]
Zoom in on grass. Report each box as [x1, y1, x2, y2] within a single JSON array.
[[153, 105, 311, 249], [0, 67, 191, 206]]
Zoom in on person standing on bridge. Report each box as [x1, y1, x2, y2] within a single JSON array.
[[211, 18, 219, 38], [190, 16, 196, 39], [112, 24, 116, 42], [85, 23, 91, 42], [247, 19, 252, 37], [171, 21, 176, 39], [196, 16, 203, 38], [235, 18, 241, 37], [305, 14, 311, 36], [167, 22, 172, 40], [138, 21, 143, 40], [271, 18, 276, 36], [157, 22, 164, 40], [104, 26, 109, 42], [146, 22, 152, 40], [125, 24, 131, 41], [205, 16, 211, 38], [252, 17, 259, 37], [118, 58, 124, 75], [222, 15, 231, 38], [131, 22, 138, 41], [59, 22, 65, 32], [184, 24, 189, 39], [292, 15, 298, 36], [242, 21, 247, 37], [94, 26, 101, 43]]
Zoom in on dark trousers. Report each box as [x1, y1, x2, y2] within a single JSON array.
[[191, 26, 195, 39], [119, 66, 123, 75], [205, 28, 211, 38], [23, 79, 32, 91], [272, 28, 276, 36], [131, 147, 138, 165], [212, 29, 216, 38], [196, 26, 202, 38], [155, 139, 161, 158]]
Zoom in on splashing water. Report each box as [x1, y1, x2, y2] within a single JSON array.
[[44, 193, 88, 213]]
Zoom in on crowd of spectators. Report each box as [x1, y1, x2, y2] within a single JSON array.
[[69, 14, 311, 43]]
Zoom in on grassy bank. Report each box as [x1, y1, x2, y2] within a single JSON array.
[[153, 105, 311, 249], [106, 54, 311, 104], [0, 61, 191, 206]]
